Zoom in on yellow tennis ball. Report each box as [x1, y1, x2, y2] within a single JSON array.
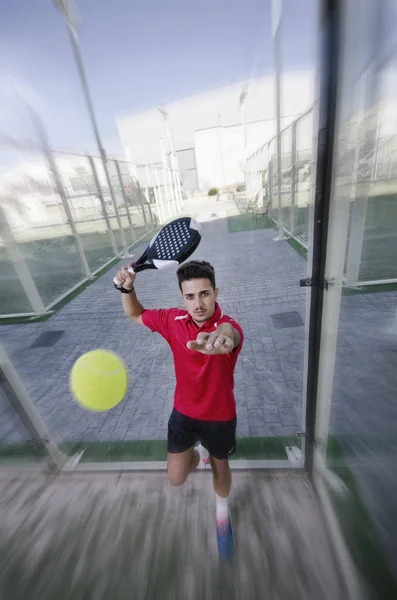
[[70, 350, 128, 412]]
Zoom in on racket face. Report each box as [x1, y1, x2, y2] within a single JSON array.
[[133, 217, 201, 273]]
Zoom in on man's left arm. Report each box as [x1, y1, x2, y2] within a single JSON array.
[[186, 322, 242, 355]]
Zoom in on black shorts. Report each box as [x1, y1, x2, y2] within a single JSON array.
[[168, 408, 237, 460]]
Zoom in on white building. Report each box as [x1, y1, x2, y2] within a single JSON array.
[[117, 71, 314, 193]]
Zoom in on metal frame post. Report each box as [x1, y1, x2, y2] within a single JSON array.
[[146, 164, 163, 223], [161, 165, 175, 214], [268, 143, 274, 216], [240, 90, 248, 174], [0, 345, 66, 472], [154, 164, 170, 219], [57, 1, 129, 258], [140, 164, 151, 214], [304, 0, 342, 474], [159, 137, 177, 214], [114, 160, 136, 243], [291, 120, 297, 236], [145, 197, 155, 228], [137, 179, 153, 230], [87, 155, 118, 255], [28, 107, 92, 279], [170, 161, 181, 211], [159, 109, 182, 211], [272, 0, 284, 240], [130, 162, 148, 230], [43, 158, 91, 280], [165, 164, 176, 213], [102, 163, 129, 257]]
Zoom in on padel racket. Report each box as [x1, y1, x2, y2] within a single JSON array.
[[113, 217, 201, 288]]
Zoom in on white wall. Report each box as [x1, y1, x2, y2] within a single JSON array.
[[194, 127, 224, 190], [117, 71, 315, 174], [195, 124, 245, 189], [195, 115, 302, 189]]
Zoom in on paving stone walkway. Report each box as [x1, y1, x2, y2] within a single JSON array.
[[1, 195, 397, 455], [0, 196, 308, 445]]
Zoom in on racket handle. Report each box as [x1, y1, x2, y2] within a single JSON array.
[[113, 267, 135, 286]]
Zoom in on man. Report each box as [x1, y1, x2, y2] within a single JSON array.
[[114, 259, 243, 551]]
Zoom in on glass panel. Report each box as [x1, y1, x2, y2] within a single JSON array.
[[356, 77, 397, 283], [358, 194, 397, 282], [0, 3, 315, 474], [131, 205, 147, 238], [314, 0, 397, 594], [55, 153, 118, 273], [0, 250, 32, 315], [0, 385, 34, 460], [74, 218, 116, 272], [1, 153, 87, 310]]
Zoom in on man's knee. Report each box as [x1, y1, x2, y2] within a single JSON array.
[[167, 468, 188, 487], [211, 458, 231, 479], [167, 448, 197, 486]]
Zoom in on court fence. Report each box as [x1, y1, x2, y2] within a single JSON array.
[[0, 149, 183, 319], [245, 108, 313, 247], [245, 105, 397, 287]]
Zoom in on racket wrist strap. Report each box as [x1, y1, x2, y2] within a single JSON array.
[[114, 282, 135, 294]]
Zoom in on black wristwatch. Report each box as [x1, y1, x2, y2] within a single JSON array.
[[114, 282, 134, 294]]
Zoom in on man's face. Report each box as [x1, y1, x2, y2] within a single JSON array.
[[181, 278, 218, 325]]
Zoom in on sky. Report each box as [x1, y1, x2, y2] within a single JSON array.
[[0, 0, 317, 162]]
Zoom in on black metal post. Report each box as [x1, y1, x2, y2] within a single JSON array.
[[304, 0, 342, 473]]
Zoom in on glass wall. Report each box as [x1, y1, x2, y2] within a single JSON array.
[[0, 253, 32, 316], [0, 150, 179, 318], [313, 1, 397, 596], [246, 109, 314, 246]]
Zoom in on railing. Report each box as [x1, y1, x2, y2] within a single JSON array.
[[245, 106, 397, 287], [0, 150, 182, 319], [245, 108, 313, 247]]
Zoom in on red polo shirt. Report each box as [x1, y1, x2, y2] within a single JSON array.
[[141, 303, 243, 421]]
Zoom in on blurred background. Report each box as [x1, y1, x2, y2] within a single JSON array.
[[0, 0, 397, 598]]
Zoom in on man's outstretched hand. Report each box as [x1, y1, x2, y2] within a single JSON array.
[[187, 330, 235, 355]]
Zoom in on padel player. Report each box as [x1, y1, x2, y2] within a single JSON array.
[[114, 260, 243, 549]]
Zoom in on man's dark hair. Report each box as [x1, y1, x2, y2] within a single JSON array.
[[177, 260, 216, 291]]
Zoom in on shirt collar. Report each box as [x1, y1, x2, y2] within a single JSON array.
[[186, 303, 223, 328]]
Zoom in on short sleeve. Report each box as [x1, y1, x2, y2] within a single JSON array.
[[141, 309, 172, 340]]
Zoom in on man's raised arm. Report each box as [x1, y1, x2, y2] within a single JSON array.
[[114, 263, 144, 325]]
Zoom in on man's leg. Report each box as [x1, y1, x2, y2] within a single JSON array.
[[210, 456, 234, 559], [167, 447, 200, 487], [167, 408, 200, 486], [200, 417, 236, 504], [210, 457, 232, 499], [210, 457, 232, 524]]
